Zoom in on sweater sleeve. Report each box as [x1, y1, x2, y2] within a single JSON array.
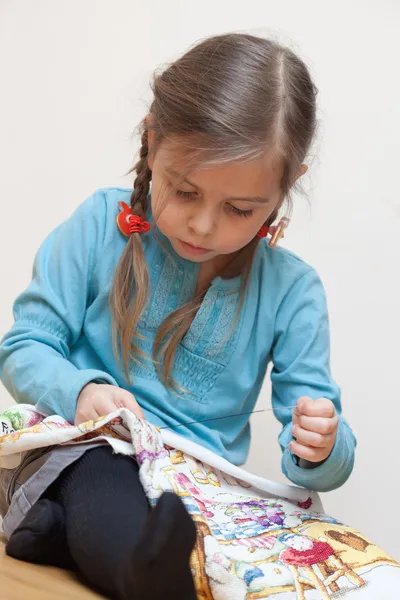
[[270, 268, 356, 492], [0, 190, 118, 424]]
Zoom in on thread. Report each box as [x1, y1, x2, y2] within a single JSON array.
[[160, 405, 299, 430]]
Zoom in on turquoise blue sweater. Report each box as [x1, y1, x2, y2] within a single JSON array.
[[0, 188, 356, 491]]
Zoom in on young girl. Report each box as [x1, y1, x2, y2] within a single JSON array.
[[0, 33, 356, 599]]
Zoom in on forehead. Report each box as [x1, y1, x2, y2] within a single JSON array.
[[154, 140, 283, 199]]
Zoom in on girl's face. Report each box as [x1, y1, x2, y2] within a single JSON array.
[[149, 139, 289, 264]]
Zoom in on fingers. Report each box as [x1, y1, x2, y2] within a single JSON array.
[[292, 414, 338, 435], [75, 407, 100, 425], [75, 410, 98, 426], [295, 397, 336, 418], [96, 397, 120, 418], [75, 398, 116, 425], [290, 440, 328, 463], [292, 424, 336, 449], [290, 397, 338, 463], [75, 382, 145, 428], [114, 389, 145, 419]]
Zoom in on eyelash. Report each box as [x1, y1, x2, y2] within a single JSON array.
[[175, 189, 194, 199], [229, 205, 254, 218], [175, 190, 254, 219]]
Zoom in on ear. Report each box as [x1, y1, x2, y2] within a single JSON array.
[[296, 164, 308, 181], [146, 114, 155, 170]]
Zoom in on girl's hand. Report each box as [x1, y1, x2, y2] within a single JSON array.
[[75, 383, 144, 426], [290, 397, 338, 463]]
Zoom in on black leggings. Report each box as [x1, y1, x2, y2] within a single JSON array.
[[52, 446, 151, 596], [8, 445, 197, 599]]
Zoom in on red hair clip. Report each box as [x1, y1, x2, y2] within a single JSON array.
[[257, 225, 270, 239], [257, 217, 290, 248], [117, 201, 151, 236]]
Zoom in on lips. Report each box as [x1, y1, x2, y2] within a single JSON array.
[[179, 240, 211, 256]]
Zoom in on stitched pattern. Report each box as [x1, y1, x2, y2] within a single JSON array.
[[130, 334, 226, 403], [183, 288, 218, 353], [130, 241, 243, 400], [203, 291, 242, 360]]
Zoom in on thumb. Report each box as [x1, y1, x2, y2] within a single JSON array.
[[296, 396, 313, 415]]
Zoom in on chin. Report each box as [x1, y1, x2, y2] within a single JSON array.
[[177, 249, 217, 263]]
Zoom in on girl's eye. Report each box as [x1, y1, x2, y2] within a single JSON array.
[[229, 205, 254, 218], [176, 189, 195, 198]]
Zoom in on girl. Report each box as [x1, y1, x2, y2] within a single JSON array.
[[0, 33, 356, 599]]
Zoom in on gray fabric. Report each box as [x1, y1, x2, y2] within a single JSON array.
[[0, 442, 104, 539], [0, 448, 50, 520], [0, 467, 14, 521]]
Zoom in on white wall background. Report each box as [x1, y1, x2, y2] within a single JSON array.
[[0, 0, 399, 559]]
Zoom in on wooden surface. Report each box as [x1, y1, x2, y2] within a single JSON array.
[[0, 534, 102, 600]]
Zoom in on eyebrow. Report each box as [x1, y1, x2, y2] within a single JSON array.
[[165, 168, 196, 187], [165, 168, 270, 204], [227, 195, 271, 204]]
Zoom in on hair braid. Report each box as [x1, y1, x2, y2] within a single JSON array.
[[130, 126, 152, 215], [111, 123, 153, 378]]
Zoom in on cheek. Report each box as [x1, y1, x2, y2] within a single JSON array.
[[219, 219, 259, 250], [155, 201, 184, 234]]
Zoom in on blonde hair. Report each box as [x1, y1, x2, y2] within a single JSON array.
[[111, 33, 317, 388]]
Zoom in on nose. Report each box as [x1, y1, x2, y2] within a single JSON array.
[[187, 208, 215, 237]]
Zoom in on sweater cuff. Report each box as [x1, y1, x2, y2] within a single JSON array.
[[36, 369, 118, 425], [281, 416, 356, 492]]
